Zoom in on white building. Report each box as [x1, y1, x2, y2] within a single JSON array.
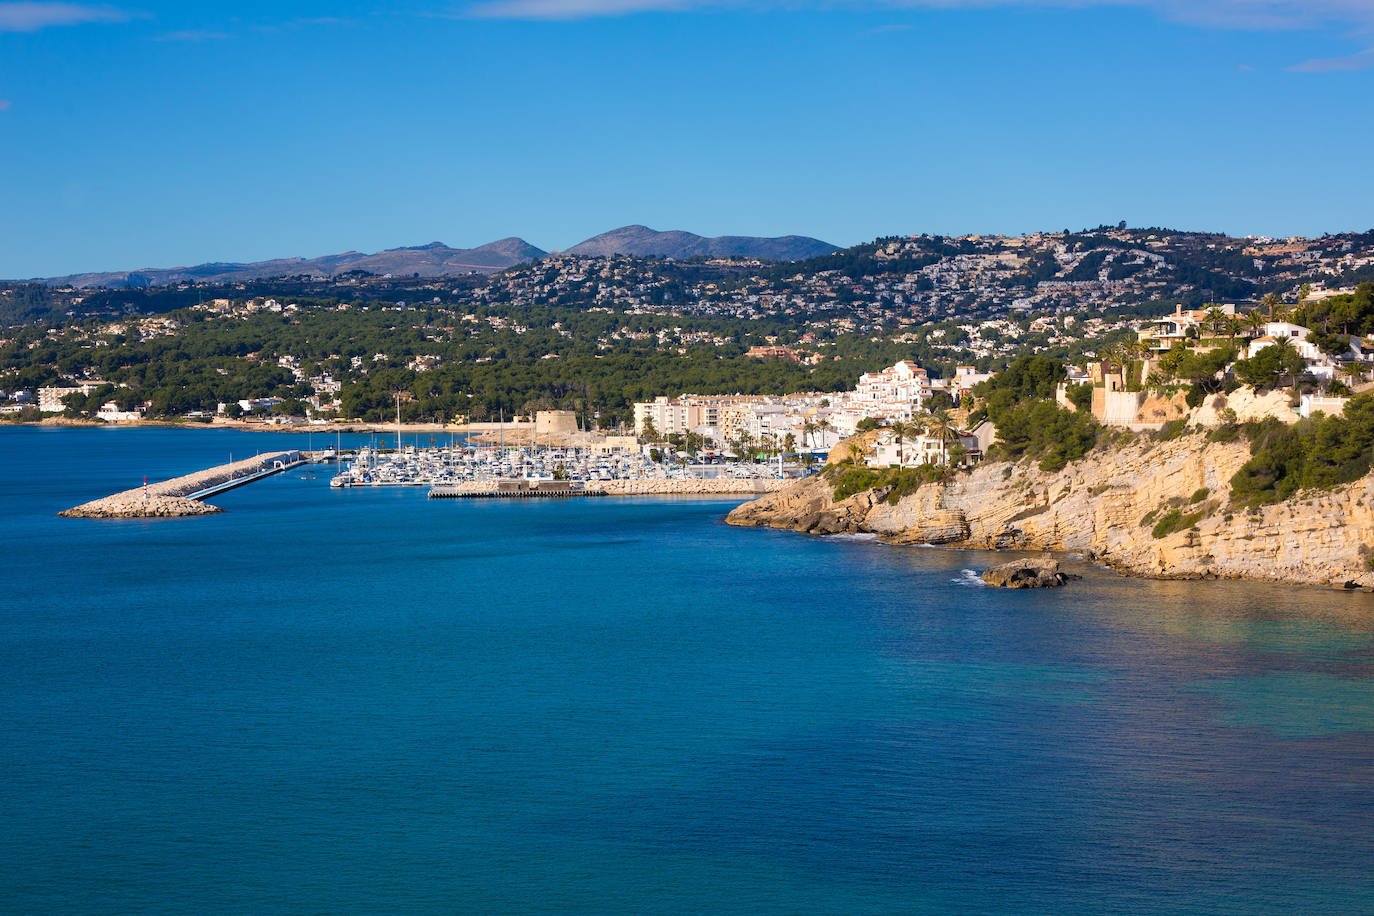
[[853, 360, 932, 421], [96, 402, 142, 423], [632, 360, 958, 447], [37, 380, 108, 413], [870, 427, 983, 468], [1246, 322, 1337, 379]]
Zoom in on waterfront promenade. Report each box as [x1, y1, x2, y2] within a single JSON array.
[[59, 451, 303, 518]]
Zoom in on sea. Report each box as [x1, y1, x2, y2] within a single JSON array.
[[2, 426, 1372, 915]]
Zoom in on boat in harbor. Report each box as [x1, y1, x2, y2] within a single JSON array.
[[324, 443, 797, 489]]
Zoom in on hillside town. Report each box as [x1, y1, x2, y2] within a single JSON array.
[[632, 284, 1374, 473], [3, 229, 1373, 435]]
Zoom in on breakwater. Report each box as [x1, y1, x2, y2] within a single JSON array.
[[60, 451, 302, 518]]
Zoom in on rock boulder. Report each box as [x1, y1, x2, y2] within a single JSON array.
[[982, 558, 1071, 589]]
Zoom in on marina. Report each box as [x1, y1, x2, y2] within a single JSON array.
[[329, 443, 799, 491]]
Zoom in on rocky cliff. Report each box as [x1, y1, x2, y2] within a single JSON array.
[[727, 431, 1374, 590]]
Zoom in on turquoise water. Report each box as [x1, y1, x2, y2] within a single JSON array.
[[2, 426, 1373, 915]]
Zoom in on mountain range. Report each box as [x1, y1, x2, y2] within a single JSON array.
[[564, 225, 836, 261], [33, 226, 837, 289]]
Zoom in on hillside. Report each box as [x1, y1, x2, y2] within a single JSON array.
[[39, 238, 549, 289], [564, 225, 837, 260], [24, 225, 841, 288]]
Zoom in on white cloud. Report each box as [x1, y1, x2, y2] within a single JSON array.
[[1288, 47, 1374, 71], [0, 2, 129, 32], [461, 0, 1374, 29]]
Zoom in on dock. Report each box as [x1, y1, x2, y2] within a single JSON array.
[[428, 483, 607, 499], [60, 451, 306, 518]]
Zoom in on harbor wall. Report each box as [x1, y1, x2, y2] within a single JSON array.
[[60, 452, 297, 518], [428, 478, 785, 498], [600, 479, 785, 496]]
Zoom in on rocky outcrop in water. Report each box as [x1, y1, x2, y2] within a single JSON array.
[[726, 431, 1374, 590], [982, 558, 1071, 588]]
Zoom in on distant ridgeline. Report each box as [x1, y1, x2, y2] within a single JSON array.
[[3, 225, 1373, 427]]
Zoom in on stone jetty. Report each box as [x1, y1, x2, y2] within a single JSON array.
[[60, 452, 298, 518]]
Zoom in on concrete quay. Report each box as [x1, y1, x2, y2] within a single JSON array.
[[429, 484, 607, 499], [599, 478, 784, 496], [60, 452, 302, 518], [425, 478, 786, 501]]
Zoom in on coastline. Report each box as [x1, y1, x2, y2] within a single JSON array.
[[5, 416, 616, 440], [726, 429, 1374, 592], [8, 417, 469, 434]]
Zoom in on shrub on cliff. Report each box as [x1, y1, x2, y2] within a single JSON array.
[[973, 356, 1099, 472], [1230, 395, 1374, 505], [826, 465, 942, 503], [972, 355, 1066, 402], [1151, 508, 1203, 538], [986, 395, 1099, 472], [1065, 382, 1094, 412]]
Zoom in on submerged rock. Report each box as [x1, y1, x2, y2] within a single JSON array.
[[982, 558, 1072, 589]]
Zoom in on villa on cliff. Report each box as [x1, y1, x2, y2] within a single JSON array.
[[1050, 303, 1374, 432], [869, 426, 985, 468], [1139, 303, 1238, 353]]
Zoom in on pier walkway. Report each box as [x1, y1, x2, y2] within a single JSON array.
[[60, 452, 305, 518]]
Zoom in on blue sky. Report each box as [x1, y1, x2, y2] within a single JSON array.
[[1, 0, 1371, 277]]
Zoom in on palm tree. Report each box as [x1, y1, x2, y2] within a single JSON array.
[[783, 432, 796, 457], [1223, 315, 1242, 345], [1261, 292, 1280, 321], [816, 418, 834, 450], [926, 412, 959, 468], [888, 420, 912, 467], [1144, 370, 1171, 397], [1203, 306, 1226, 340], [1100, 342, 1127, 372]]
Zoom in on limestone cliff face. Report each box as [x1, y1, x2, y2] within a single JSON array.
[[727, 432, 1374, 589]]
